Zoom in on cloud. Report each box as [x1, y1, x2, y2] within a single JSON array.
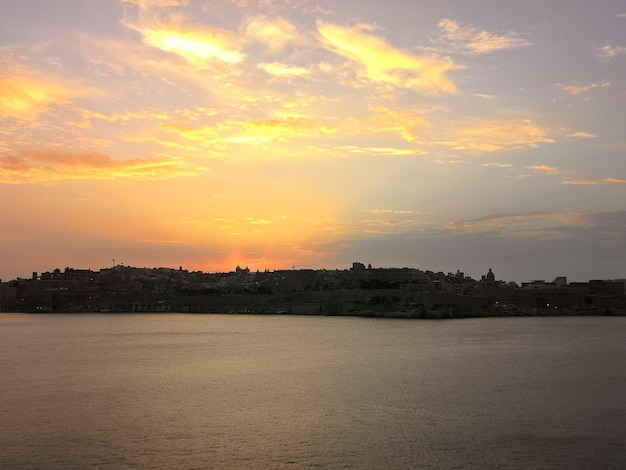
[[84, 109, 172, 122], [126, 17, 244, 65], [436, 18, 531, 55], [558, 81, 610, 95], [0, 151, 201, 184], [158, 115, 339, 148], [481, 162, 513, 168], [473, 93, 495, 100], [366, 209, 419, 215], [0, 55, 87, 121], [568, 131, 597, 139], [562, 179, 600, 185], [244, 16, 306, 53], [596, 44, 626, 60], [121, 0, 188, 7], [528, 164, 560, 174], [444, 211, 585, 234], [226, 117, 338, 142], [563, 178, 626, 185], [338, 146, 420, 157], [0, 75, 71, 120], [431, 119, 554, 153], [317, 22, 458, 94], [258, 62, 309, 77], [229, 0, 315, 11], [364, 108, 430, 142]]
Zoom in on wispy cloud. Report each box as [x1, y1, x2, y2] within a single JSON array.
[[435, 18, 531, 55], [596, 44, 626, 60], [562, 179, 600, 185], [338, 146, 421, 157], [366, 209, 420, 215], [0, 54, 91, 120], [244, 16, 307, 53], [568, 131, 597, 139], [528, 164, 560, 174], [481, 162, 513, 168], [0, 151, 201, 184], [121, 0, 188, 7], [444, 211, 585, 234], [258, 62, 310, 77], [317, 22, 458, 94], [563, 178, 626, 185], [229, 0, 313, 11], [428, 119, 554, 153], [558, 81, 610, 95]]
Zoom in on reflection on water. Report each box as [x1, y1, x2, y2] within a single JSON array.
[[1, 314, 625, 469]]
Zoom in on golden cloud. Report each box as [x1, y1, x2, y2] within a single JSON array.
[[339, 146, 420, 157], [258, 62, 309, 77], [227, 117, 338, 142], [129, 19, 244, 65], [0, 70, 74, 120], [0, 151, 201, 184], [317, 22, 458, 94], [442, 119, 554, 152], [366, 108, 430, 142], [244, 16, 305, 53], [528, 164, 560, 174]]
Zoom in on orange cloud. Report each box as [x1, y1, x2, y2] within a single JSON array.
[[562, 179, 600, 185], [563, 177, 626, 185], [317, 22, 458, 94], [0, 151, 202, 184]]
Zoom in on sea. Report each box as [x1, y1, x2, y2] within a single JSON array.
[[1, 313, 625, 469]]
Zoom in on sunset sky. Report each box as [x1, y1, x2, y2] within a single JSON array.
[[1, 0, 625, 283]]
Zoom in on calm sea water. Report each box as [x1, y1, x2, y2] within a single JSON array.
[[1, 313, 625, 469]]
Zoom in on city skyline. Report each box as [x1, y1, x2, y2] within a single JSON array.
[[1, 0, 625, 283]]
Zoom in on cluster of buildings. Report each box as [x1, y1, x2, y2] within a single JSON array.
[[0, 263, 624, 315]]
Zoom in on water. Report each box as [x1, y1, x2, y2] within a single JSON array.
[[1, 313, 625, 469]]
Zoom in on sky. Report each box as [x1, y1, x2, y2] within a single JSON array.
[[1, 0, 625, 283]]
